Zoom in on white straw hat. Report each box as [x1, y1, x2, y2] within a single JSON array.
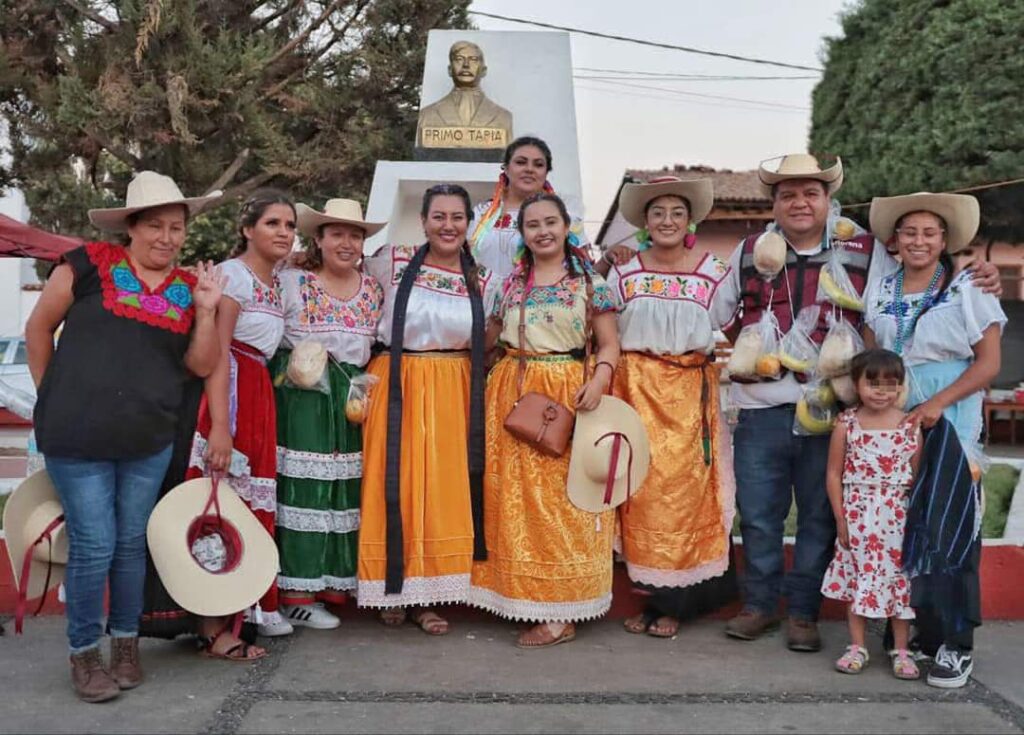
[[758, 153, 844, 198], [296, 199, 387, 239], [88, 171, 222, 232], [3, 471, 67, 605], [869, 192, 980, 253], [618, 176, 714, 228]]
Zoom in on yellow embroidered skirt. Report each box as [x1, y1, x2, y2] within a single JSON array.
[[469, 352, 615, 623], [614, 352, 735, 588], [357, 352, 475, 608]]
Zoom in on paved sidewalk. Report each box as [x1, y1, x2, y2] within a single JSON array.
[[1, 615, 1022, 734]]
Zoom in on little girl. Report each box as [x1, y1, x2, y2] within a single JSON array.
[[821, 348, 922, 679]]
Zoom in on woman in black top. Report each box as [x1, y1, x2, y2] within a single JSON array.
[[25, 171, 223, 703]]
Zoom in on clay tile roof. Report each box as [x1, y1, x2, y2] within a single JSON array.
[[625, 164, 769, 205]]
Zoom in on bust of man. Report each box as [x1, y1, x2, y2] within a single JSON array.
[[416, 40, 513, 150]]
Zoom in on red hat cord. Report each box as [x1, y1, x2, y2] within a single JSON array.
[[595, 431, 635, 512], [14, 514, 65, 634]]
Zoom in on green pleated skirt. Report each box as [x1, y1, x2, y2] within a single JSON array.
[[270, 348, 362, 604]]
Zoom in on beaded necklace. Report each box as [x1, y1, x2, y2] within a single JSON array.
[[892, 263, 944, 355]]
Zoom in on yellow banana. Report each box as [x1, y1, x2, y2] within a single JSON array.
[[796, 396, 836, 434], [779, 351, 814, 373], [819, 268, 864, 312]]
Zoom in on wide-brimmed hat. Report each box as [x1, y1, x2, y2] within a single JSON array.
[[758, 153, 844, 198], [296, 199, 386, 240], [3, 471, 67, 606], [567, 396, 651, 513], [147, 477, 278, 617], [618, 176, 714, 228], [88, 171, 222, 232], [869, 192, 980, 253]]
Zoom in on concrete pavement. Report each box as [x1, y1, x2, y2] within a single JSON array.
[[1, 615, 1022, 734]]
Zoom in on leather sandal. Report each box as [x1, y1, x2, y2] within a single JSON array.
[[409, 609, 449, 636], [198, 630, 266, 663], [516, 622, 576, 649]]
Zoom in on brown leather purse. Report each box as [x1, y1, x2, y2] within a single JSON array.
[[502, 275, 594, 457]]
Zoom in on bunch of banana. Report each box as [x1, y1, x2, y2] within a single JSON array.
[[819, 268, 864, 312], [795, 395, 837, 434]]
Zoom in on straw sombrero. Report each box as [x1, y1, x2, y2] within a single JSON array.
[[567, 396, 651, 513], [618, 176, 714, 228], [296, 199, 386, 239], [88, 171, 222, 232], [869, 192, 980, 253], [3, 471, 67, 608], [758, 153, 844, 198], [146, 477, 278, 617]]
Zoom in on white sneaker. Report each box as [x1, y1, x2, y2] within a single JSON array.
[[282, 603, 341, 630], [257, 611, 294, 637]]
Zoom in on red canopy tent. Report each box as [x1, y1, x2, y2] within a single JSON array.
[[0, 213, 83, 261]]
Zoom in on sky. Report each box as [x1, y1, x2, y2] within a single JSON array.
[[469, 0, 851, 234]]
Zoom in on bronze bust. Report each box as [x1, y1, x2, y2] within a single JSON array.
[[416, 41, 514, 150]]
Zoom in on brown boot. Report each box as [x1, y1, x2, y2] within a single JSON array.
[[69, 647, 120, 703], [724, 609, 780, 641], [110, 636, 143, 689], [786, 617, 822, 652]]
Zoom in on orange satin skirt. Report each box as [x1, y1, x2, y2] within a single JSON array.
[[356, 353, 475, 608], [469, 352, 615, 623], [614, 352, 735, 588]]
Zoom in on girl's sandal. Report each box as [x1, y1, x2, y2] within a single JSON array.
[[379, 607, 408, 628], [835, 644, 870, 674], [647, 616, 680, 639], [891, 649, 921, 680], [409, 609, 449, 636], [516, 622, 576, 649], [623, 610, 657, 635], [198, 631, 267, 663]]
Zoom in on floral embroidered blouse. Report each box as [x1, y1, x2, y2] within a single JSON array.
[[364, 244, 499, 351], [220, 258, 285, 359], [278, 266, 384, 367], [606, 252, 730, 356], [494, 270, 616, 353], [34, 242, 199, 460]]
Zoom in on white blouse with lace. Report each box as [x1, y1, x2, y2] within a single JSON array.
[[220, 258, 285, 359]]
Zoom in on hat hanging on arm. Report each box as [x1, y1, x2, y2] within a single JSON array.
[[87, 171, 222, 232], [3, 471, 68, 633], [868, 192, 980, 253], [567, 396, 651, 513], [757, 153, 844, 199], [295, 199, 387, 240]]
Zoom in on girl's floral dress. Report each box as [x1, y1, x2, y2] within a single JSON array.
[[821, 410, 919, 619]]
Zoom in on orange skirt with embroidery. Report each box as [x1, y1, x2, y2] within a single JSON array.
[[468, 352, 615, 623], [356, 353, 475, 608], [614, 351, 735, 589]]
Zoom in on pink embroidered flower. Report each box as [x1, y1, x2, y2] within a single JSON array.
[[140, 294, 170, 315]]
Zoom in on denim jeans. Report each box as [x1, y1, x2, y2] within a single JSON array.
[[733, 405, 835, 620], [46, 445, 173, 652]]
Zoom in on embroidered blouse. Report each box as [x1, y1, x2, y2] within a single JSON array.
[[278, 266, 384, 367], [470, 199, 591, 286], [364, 244, 499, 351], [34, 242, 198, 460], [494, 270, 616, 353], [220, 258, 285, 359], [607, 252, 730, 355], [865, 270, 1007, 366]]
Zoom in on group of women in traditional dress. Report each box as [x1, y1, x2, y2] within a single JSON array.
[[23, 134, 1004, 702]]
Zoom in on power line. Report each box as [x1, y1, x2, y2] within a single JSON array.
[[468, 11, 824, 73], [575, 74, 818, 82], [575, 66, 818, 81], [574, 83, 807, 116], [841, 176, 1024, 209], [579, 77, 810, 111]]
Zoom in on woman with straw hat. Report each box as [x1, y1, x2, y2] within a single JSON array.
[[605, 176, 738, 639], [24, 170, 223, 702], [267, 199, 385, 629], [468, 192, 621, 648], [864, 192, 1005, 689]]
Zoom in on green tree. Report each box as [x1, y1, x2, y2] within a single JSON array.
[[0, 0, 471, 263], [809, 0, 1024, 241]]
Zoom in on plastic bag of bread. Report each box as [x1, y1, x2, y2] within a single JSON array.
[[817, 314, 864, 379], [779, 305, 820, 376], [752, 230, 787, 280], [728, 311, 782, 380], [816, 246, 864, 312], [345, 373, 380, 424], [829, 374, 858, 406], [285, 339, 329, 393]]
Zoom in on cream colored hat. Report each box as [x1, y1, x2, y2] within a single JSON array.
[[758, 153, 844, 198], [567, 396, 651, 513], [147, 477, 278, 617], [3, 471, 67, 606], [869, 192, 980, 253], [296, 199, 387, 239], [618, 176, 714, 228], [88, 171, 222, 232]]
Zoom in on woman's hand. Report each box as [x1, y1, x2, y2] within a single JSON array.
[[603, 245, 634, 267], [966, 260, 1002, 297], [574, 366, 612, 411], [836, 517, 850, 550], [205, 424, 234, 473], [193, 261, 226, 312], [904, 398, 945, 430]]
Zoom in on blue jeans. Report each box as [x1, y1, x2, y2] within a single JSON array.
[[733, 406, 835, 620], [45, 445, 173, 652]]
